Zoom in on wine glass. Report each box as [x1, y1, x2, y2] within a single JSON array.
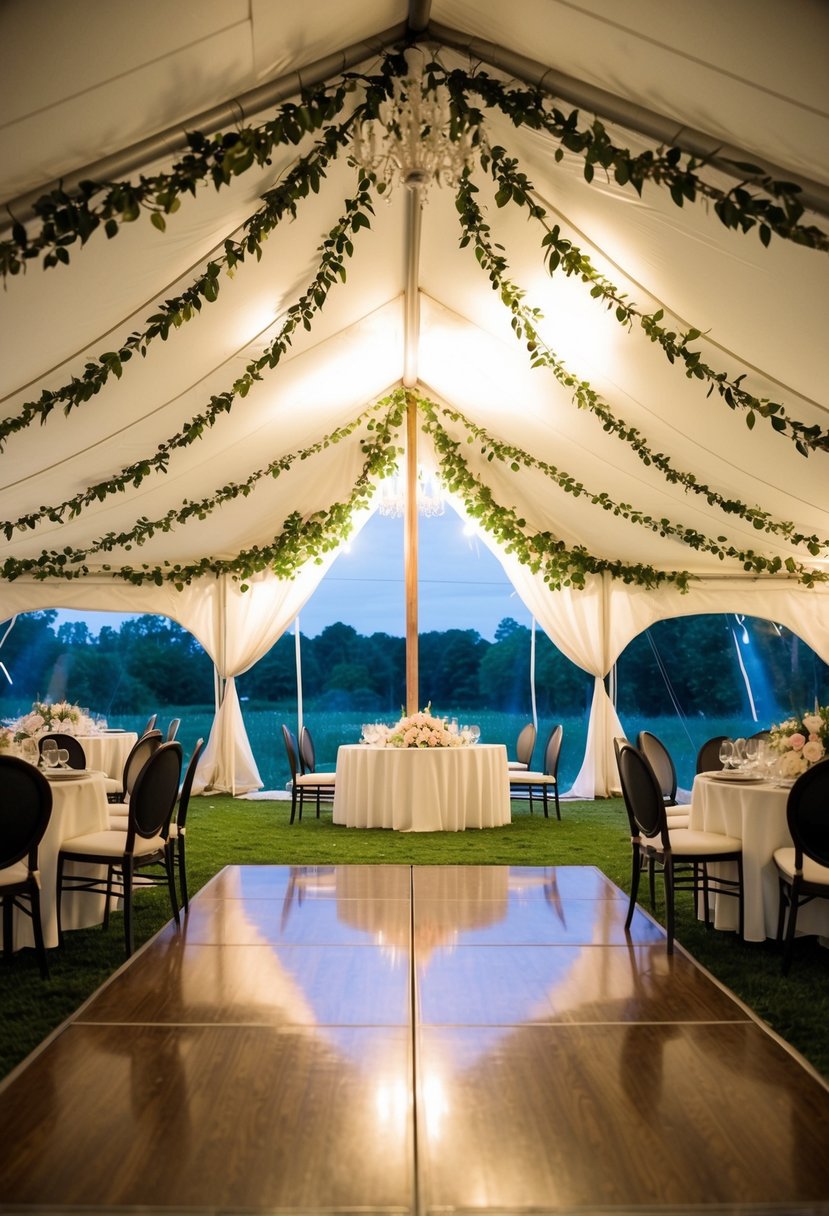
[[743, 737, 760, 771], [20, 737, 39, 766], [468, 724, 481, 744], [55, 748, 70, 768], [732, 737, 747, 770], [718, 738, 734, 770]]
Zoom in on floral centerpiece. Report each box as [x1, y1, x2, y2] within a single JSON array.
[[768, 706, 829, 778], [12, 700, 98, 741], [363, 706, 473, 749]]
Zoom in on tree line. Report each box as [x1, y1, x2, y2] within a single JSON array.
[[0, 610, 824, 719]]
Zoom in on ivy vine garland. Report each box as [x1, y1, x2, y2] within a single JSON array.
[[1, 47, 826, 594], [418, 398, 828, 587], [1, 397, 404, 588]]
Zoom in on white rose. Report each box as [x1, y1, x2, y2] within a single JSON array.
[[779, 751, 807, 778], [802, 740, 825, 764], [803, 713, 823, 734]]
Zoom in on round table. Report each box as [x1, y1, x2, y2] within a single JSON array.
[[690, 772, 829, 941], [333, 743, 511, 832], [77, 731, 138, 779], [14, 770, 111, 951]]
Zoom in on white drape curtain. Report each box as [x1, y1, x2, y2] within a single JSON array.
[[474, 519, 829, 797], [181, 518, 373, 794]]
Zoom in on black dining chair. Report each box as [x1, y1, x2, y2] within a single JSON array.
[[696, 735, 728, 775], [104, 728, 163, 805], [166, 737, 205, 913], [282, 725, 335, 824], [508, 724, 563, 818], [637, 730, 678, 806], [774, 759, 829, 974], [57, 742, 182, 958], [616, 739, 744, 953], [38, 732, 86, 770], [507, 722, 536, 771], [0, 757, 53, 978]]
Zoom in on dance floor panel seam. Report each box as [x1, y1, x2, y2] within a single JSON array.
[[1, 863, 828, 1215]]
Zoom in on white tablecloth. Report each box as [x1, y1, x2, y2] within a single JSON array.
[[689, 773, 829, 942], [333, 744, 511, 832], [14, 771, 111, 951], [77, 731, 138, 779]]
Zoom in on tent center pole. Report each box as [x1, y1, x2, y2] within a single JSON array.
[[403, 182, 423, 716]]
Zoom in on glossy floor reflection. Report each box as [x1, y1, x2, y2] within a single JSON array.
[[1, 864, 828, 1214]]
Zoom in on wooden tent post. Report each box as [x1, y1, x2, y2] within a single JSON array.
[[405, 389, 419, 715]]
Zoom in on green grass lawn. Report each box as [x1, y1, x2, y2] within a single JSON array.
[[2, 795, 829, 1083]]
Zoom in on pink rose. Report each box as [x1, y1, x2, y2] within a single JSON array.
[[789, 733, 806, 751]]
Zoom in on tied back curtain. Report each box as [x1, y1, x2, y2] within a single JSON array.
[[483, 547, 624, 798], [186, 512, 374, 795], [478, 511, 829, 796]]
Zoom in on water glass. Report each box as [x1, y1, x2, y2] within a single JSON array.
[[732, 737, 747, 769], [718, 739, 734, 769], [743, 737, 759, 771], [468, 724, 481, 743], [55, 749, 70, 768]]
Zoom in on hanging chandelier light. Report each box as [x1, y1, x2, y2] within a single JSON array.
[[377, 463, 445, 518], [353, 46, 476, 198]]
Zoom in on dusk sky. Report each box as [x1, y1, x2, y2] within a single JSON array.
[[51, 506, 531, 642]]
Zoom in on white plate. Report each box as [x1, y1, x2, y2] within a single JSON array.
[[42, 768, 90, 781], [705, 770, 766, 783]]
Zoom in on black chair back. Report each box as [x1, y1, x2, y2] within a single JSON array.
[[637, 730, 677, 805], [616, 741, 669, 845], [127, 742, 182, 845], [515, 722, 536, 768], [544, 725, 563, 778], [281, 725, 300, 781], [38, 732, 86, 769], [176, 738, 205, 832], [696, 735, 727, 774], [0, 756, 52, 869], [122, 729, 163, 798], [299, 726, 316, 774], [787, 759, 829, 870]]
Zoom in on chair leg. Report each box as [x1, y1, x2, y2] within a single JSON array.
[[736, 855, 745, 942], [289, 783, 297, 825], [2, 896, 12, 961], [541, 784, 549, 819], [178, 837, 189, 913], [165, 844, 180, 927], [782, 875, 800, 975], [701, 862, 711, 928], [316, 787, 321, 818], [56, 856, 66, 947], [123, 858, 134, 958], [103, 864, 114, 929], [776, 876, 788, 943], [553, 784, 561, 821], [29, 884, 49, 979], [625, 844, 641, 930], [664, 862, 676, 955]]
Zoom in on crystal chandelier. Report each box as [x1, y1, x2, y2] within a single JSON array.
[[353, 46, 476, 198], [377, 464, 445, 517]]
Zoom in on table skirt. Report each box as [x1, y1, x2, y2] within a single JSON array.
[[333, 744, 511, 832]]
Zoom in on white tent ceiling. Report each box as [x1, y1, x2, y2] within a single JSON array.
[[1, 0, 828, 793]]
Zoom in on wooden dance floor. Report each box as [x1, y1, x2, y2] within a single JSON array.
[[2, 864, 829, 1213]]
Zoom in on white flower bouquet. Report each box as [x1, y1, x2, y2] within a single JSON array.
[[768, 706, 829, 778], [13, 700, 98, 740], [364, 705, 473, 749]]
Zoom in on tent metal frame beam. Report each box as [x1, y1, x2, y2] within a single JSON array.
[[428, 22, 829, 218], [5, 15, 827, 230]]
